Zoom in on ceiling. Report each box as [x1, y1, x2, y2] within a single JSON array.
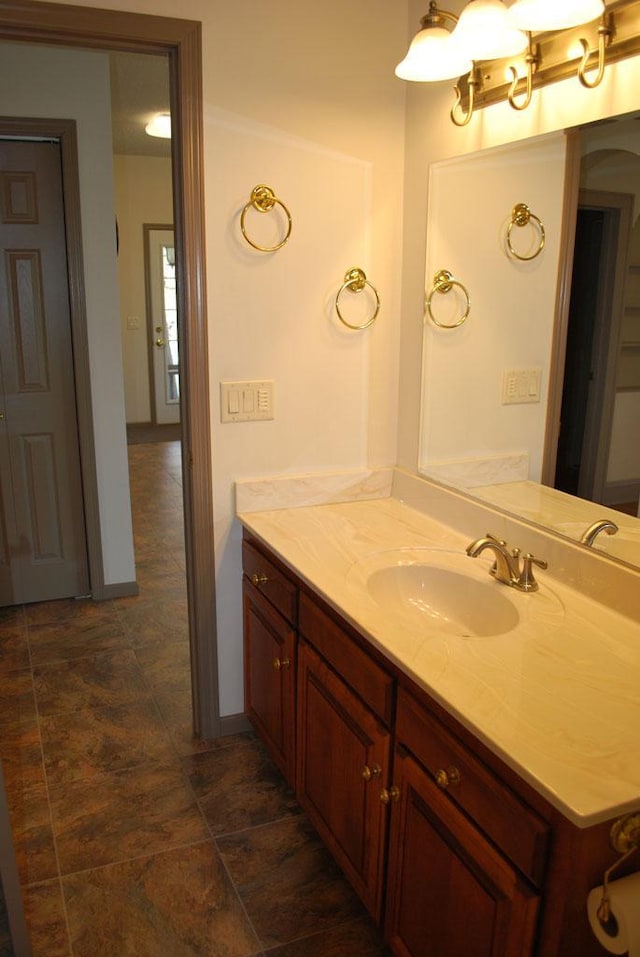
[[109, 51, 171, 159]]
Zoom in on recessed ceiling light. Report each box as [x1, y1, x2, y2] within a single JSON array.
[[145, 113, 171, 139]]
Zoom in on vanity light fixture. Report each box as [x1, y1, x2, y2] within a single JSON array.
[[507, 0, 605, 31], [144, 112, 171, 139], [452, 0, 528, 60], [396, 0, 640, 125], [395, 2, 472, 81]]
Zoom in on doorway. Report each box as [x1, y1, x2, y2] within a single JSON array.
[[0, 0, 220, 739], [554, 190, 632, 504], [145, 225, 180, 426]]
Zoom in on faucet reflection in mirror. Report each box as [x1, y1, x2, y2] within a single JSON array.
[[395, 0, 640, 125]]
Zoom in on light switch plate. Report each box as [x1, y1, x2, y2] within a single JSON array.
[[502, 368, 542, 405], [220, 380, 274, 422]]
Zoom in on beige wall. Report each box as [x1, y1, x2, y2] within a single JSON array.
[[114, 154, 173, 424]]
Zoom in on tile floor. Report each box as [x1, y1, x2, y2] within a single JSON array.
[[0, 440, 391, 956]]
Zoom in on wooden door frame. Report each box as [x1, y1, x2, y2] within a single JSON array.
[[0, 0, 221, 738]]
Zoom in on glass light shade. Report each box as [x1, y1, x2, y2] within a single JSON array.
[[395, 26, 473, 81], [507, 0, 605, 30], [145, 113, 171, 138], [453, 0, 528, 60]]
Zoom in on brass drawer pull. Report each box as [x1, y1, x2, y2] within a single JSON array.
[[380, 785, 400, 805], [251, 572, 268, 586], [435, 766, 461, 790], [272, 657, 291, 671], [362, 764, 382, 782]]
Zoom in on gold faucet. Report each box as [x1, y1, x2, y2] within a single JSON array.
[[579, 519, 619, 546], [466, 533, 547, 592]]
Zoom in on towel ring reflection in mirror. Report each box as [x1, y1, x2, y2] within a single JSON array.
[[425, 270, 470, 329], [506, 203, 545, 261], [240, 185, 292, 252], [335, 268, 380, 330]]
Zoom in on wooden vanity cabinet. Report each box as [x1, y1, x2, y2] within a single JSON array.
[[385, 689, 546, 957], [296, 592, 394, 920], [241, 534, 625, 957], [242, 538, 297, 785]]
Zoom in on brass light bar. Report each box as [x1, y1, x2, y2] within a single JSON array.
[[457, 0, 640, 112]]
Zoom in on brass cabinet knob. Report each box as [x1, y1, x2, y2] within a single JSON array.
[[435, 767, 461, 790], [251, 572, 268, 586], [380, 785, 400, 805], [155, 337, 167, 347], [272, 657, 291, 671], [362, 764, 382, 782]]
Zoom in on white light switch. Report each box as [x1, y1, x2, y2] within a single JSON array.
[[126, 315, 141, 331], [220, 380, 274, 422], [502, 368, 542, 405]]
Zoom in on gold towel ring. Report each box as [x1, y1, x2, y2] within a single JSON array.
[[335, 268, 380, 330], [240, 185, 292, 252], [506, 203, 545, 261], [425, 270, 470, 329]]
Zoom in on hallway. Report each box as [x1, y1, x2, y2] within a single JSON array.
[[0, 441, 389, 956]]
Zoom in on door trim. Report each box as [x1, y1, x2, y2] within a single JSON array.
[[0, 0, 221, 738]]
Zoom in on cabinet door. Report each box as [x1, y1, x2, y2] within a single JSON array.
[[296, 639, 390, 921], [243, 578, 296, 784], [386, 749, 539, 957]]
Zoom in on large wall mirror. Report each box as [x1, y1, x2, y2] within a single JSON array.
[[419, 110, 640, 571]]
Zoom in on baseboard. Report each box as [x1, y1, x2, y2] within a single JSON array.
[[219, 712, 252, 736], [91, 580, 139, 601], [602, 480, 640, 508]]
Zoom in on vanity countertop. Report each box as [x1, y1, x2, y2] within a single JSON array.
[[238, 496, 640, 828]]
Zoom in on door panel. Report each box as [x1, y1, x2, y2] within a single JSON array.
[[0, 139, 89, 605]]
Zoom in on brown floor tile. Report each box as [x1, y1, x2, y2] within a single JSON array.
[[49, 762, 209, 874], [0, 723, 46, 802], [28, 617, 131, 666], [0, 670, 36, 728], [217, 816, 365, 950], [63, 842, 260, 957], [7, 783, 58, 885], [134, 639, 192, 695], [117, 597, 188, 648], [185, 735, 299, 836], [0, 673, 46, 798], [263, 917, 391, 956], [22, 880, 71, 957], [154, 690, 249, 757], [25, 598, 120, 628], [0, 624, 30, 676], [40, 698, 177, 786], [33, 650, 148, 717]]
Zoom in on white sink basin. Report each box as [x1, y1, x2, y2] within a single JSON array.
[[366, 563, 519, 637], [347, 548, 564, 639]]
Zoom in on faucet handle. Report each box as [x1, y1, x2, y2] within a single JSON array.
[[517, 553, 547, 592]]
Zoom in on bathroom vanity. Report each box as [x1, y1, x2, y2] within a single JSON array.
[[239, 485, 640, 957]]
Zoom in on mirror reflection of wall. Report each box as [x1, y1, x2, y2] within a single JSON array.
[[419, 113, 640, 571]]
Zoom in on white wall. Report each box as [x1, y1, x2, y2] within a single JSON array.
[[420, 134, 567, 485], [0, 43, 135, 587], [113, 154, 174, 424]]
